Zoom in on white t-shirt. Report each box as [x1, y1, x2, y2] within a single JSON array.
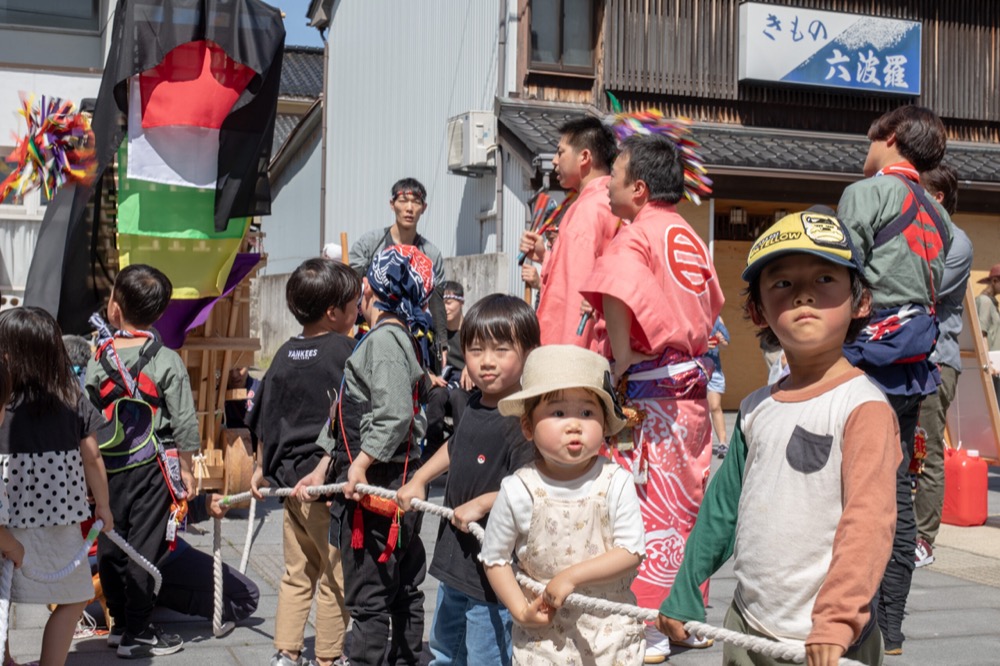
[[479, 459, 646, 567]]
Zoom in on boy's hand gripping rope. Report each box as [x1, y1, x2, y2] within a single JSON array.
[[219, 484, 866, 665]]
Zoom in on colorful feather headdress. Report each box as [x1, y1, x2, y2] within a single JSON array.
[[0, 92, 96, 202], [606, 92, 712, 206]]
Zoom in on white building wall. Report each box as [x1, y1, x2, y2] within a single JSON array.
[[324, 0, 513, 285], [0, 0, 113, 304], [0, 71, 102, 140], [499, 149, 534, 293], [264, 125, 324, 275]]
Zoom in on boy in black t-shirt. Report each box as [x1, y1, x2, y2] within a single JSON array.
[[248, 258, 359, 666], [397, 294, 541, 665]]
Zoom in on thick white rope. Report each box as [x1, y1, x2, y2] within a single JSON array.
[[220, 484, 865, 665], [106, 529, 163, 596], [212, 517, 225, 637], [0, 559, 13, 660], [239, 496, 257, 575]]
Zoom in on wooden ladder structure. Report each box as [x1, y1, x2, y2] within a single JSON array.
[[178, 231, 264, 494]]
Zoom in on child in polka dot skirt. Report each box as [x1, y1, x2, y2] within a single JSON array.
[[0, 307, 113, 666]]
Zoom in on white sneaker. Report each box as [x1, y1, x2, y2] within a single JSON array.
[[644, 624, 671, 664], [914, 537, 935, 568]]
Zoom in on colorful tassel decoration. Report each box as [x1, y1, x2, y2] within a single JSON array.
[[0, 92, 96, 202], [605, 92, 713, 206]]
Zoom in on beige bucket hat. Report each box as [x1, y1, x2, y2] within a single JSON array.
[[498, 345, 628, 436]]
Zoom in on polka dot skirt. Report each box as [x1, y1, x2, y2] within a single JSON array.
[[0, 450, 88, 528]]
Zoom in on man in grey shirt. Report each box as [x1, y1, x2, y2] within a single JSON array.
[[914, 164, 973, 568], [348, 178, 447, 363]]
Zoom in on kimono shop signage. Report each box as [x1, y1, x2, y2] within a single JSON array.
[[738, 2, 921, 95]]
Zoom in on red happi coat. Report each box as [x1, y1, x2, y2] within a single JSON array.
[[536, 175, 621, 351], [581, 201, 724, 611]]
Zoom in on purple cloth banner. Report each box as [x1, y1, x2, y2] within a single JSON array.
[[156, 253, 261, 349]]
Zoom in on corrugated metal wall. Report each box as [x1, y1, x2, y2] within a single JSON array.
[[324, 1, 508, 283]]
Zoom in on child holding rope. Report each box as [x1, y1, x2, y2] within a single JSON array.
[[249, 258, 359, 666], [85, 265, 197, 658], [396, 294, 540, 665], [0, 308, 112, 666], [480, 344, 646, 664], [300, 245, 436, 666], [657, 212, 901, 666]]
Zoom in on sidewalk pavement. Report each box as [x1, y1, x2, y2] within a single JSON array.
[[10, 413, 1000, 665]]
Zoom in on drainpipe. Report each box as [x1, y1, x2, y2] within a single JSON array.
[[494, 0, 507, 254], [319, 33, 330, 249], [495, 145, 504, 251]]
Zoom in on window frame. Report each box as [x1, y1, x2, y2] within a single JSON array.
[[0, 0, 102, 35], [527, 0, 598, 77]]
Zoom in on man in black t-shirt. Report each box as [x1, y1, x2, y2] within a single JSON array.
[[421, 281, 471, 461]]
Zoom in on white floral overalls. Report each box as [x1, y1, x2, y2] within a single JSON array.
[[513, 463, 644, 665]]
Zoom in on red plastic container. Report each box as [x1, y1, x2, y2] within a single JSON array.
[[942, 448, 988, 527]]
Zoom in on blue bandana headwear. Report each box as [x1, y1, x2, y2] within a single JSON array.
[[366, 245, 435, 366]]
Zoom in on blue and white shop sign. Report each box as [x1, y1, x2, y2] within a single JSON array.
[[738, 3, 921, 95]]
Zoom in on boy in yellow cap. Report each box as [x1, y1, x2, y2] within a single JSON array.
[[657, 211, 901, 666]]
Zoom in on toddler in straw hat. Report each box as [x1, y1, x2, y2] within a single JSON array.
[[479, 344, 647, 664]]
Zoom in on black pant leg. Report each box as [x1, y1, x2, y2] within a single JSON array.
[[878, 393, 922, 647], [336, 461, 427, 666], [386, 511, 426, 666], [422, 383, 449, 460], [99, 462, 170, 634], [98, 479, 130, 629], [339, 501, 393, 666], [156, 541, 260, 622]]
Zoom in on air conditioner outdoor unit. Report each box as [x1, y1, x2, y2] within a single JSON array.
[[447, 111, 496, 174]]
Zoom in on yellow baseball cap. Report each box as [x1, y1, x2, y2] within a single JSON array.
[[742, 211, 860, 283]]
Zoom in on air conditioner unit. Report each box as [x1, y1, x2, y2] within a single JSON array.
[[447, 111, 496, 174]]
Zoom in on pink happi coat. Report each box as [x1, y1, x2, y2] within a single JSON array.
[[581, 201, 724, 611], [536, 175, 621, 351]]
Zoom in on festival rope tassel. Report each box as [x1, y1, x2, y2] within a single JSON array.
[[220, 484, 865, 665]]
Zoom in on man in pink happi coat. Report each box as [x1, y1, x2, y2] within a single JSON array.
[[520, 117, 620, 350], [581, 133, 723, 662]]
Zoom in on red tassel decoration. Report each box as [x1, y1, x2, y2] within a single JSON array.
[[350, 506, 365, 550], [378, 517, 400, 564]]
